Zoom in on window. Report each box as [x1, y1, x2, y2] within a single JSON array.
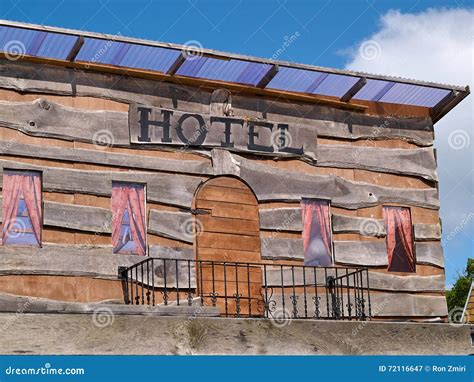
[[2, 170, 42, 246], [111, 182, 146, 256], [301, 199, 332, 266], [383, 206, 415, 272]]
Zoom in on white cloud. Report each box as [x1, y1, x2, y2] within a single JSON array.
[[343, 8, 474, 284]]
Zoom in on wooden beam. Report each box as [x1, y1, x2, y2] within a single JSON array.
[[166, 53, 187, 76], [65, 35, 84, 61], [256, 65, 279, 89], [431, 87, 470, 123], [0, 140, 212, 176], [331, 214, 386, 237], [333, 241, 388, 266], [212, 150, 440, 210], [340, 77, 366, 103], [414, 223, 441, 241]]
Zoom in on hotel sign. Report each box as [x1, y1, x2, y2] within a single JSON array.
[[129, 104, 317, 161]]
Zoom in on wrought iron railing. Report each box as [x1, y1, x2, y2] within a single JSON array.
[[118, 258, 372, 321]]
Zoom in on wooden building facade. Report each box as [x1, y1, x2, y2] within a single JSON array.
[[0, 21, 470, 321]]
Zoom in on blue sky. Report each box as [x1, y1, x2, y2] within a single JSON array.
[[1, 0, 472, 286]]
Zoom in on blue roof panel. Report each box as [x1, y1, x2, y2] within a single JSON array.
[[379, 83, 450, 107], [0, 24, 465, 112], [176, 56, 268, 85], [266, 67, 326, 93], [0, 25, 77, 59], [75, 37, 181, 72]]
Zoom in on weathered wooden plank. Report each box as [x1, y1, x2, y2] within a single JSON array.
[[260, 237, 304, 260], [0, 294, 217, 316], [0, 98, 130, 144], [0, 244, 196, 287], [318, 145, 437, 181], [232, 94, 434, 146], [264, 267, 445, 292], [414, 223, 441, 240], [415, 242, 444, 268], [369, 293, 447, 317], [259, 208, 302, 231], [0, 159, 205, 208], [148, 210, 194, 243], [333, 241, 388, 266], [212, 150, 439, 210], [331, 214, 386, 237], [0, 198, 111, 233], [0, 141, 212, 175]]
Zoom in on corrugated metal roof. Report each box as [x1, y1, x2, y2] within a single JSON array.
[[0, 20, 469, 120], [177, 56, 270, 85]]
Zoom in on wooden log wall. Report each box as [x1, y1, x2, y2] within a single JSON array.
[[0, 59, 447, 318]]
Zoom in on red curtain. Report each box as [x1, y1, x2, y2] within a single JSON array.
[[2, 171, 41, 245], [21, 174, 42, 244], [383, 206, 415, 272], [112, 183, 146, 256], [301, 199, 332, 266]]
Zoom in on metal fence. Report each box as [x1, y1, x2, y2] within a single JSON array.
[[119, 258, 371, 321]]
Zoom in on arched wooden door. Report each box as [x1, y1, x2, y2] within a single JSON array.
[[193, 176, 262, 317]]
